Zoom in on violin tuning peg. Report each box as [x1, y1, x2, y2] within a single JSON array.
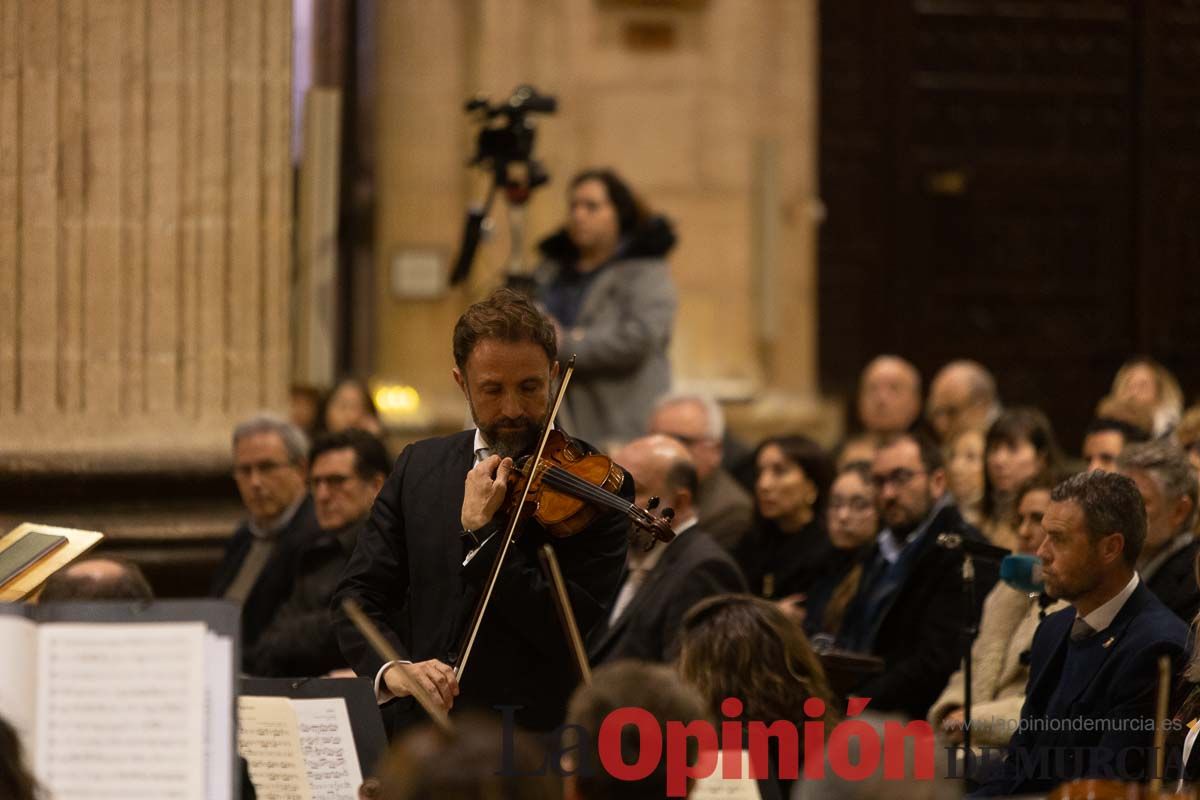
[[662, 507, 675, 520], [646, 496, 660, 511]]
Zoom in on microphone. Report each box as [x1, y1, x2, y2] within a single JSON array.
[[935, 533, 1011, 563], [999, 553, 1044, 593]]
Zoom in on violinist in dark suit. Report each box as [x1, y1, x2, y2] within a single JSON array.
[[974, 471, 1189, 797], [332, 289, 630, 733], [588, 434, 746, 665]]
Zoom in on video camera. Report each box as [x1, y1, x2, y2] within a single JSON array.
[[450, 85, 558, 286]]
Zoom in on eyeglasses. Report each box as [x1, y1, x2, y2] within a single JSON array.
[[310, 474, 355, 491], [870, 468, 925, 491], [661, 432, 715, 449], [233, 460, 291, 479], [829, 496, 874, 513]]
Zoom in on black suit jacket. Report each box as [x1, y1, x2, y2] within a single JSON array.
[[1145, 536, 1200, 625], [210, 495, 321, 655], [249, 520, 363, 677], [588, 525, 746, 665], [332, 430, 629, 733], [848, 502, 998, 720], [974, 581, 1189, 796]]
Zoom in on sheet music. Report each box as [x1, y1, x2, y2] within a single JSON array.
[[34, 621, 208, 800], [0, 615, 37, 750], [238, 696, 313, 800], [292, 698, 364, 800], [205, 632, 234, 800], [690, 750, 764, 800]]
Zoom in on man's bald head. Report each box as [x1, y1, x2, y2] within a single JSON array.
[[857, 356, 922, 435], [926, 360, 999, 441], [613, 434, 698, 525], [39, 557, 154, 603]]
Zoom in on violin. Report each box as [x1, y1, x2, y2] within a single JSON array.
[[504, 428, 675, 544]]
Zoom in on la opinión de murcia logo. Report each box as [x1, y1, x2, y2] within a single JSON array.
[[497, 697, 936, 797]]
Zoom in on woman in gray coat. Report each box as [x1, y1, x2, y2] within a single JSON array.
[[535, 168, 677, 448]]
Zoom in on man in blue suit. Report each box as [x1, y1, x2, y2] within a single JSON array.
[[974, 471, 1189, 796]]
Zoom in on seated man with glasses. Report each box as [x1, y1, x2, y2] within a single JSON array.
[[249, 428, 391, 677], [835, 431, 998, 720], [211, 414, 321, 662]]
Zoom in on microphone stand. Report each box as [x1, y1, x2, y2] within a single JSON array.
[[961, 553, 977, 757]]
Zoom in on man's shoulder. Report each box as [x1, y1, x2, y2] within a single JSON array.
[[401, 429, 475, 462], [700, 468, 752, 507], [1123, 584, 1190, 648], [671, 527, 740, 569]]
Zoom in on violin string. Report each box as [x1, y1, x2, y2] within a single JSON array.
[[540, 465, 638, 515]]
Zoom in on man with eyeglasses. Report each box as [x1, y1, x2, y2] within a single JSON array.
[[248, 428, 391, 676], [647, 393, 754, 551], [211, 414, 321, 659], [836, 431, 997, 720]]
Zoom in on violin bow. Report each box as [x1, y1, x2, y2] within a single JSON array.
[[539, 543, 592, 686], [454, 356, 577, 684]]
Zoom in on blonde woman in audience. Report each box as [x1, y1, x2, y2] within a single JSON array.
[[1176, 404, 1200, 472], [980, 408, 1062, 549], [804, 463, 880, 640], [928, 474, 1066, 751], [1107, 356, 1183, 437], [678, 594, 837, 800], [944, 425, 986, 528]]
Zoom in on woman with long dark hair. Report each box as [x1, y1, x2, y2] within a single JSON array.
[[980, 407, 1063, 548], [734, 435, 835, 625], [534, 168, 677, 447]]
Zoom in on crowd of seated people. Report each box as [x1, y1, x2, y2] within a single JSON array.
[[12, 344, 1200, 800]]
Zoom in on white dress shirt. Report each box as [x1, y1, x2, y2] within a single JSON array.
[[1078, 572, 1140, 634]]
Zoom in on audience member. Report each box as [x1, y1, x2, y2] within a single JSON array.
[[1106, 356, 1184, 437], [677, 594, 837, 800], [1116, 440, 1200, 624], [974, 471, 1189, 796], [836, 431, 997, 720], [945, 425, 986, 528], [534, 167, 677, 448], [1176, 404, 1200, 473], [1081, 416, 1149, 473], [804, 463, 879, 639], [375, 712, 557, 800], [1094, 395, 1156, 443], [566, 661, 710, 800], [856, 355, 922, 437], [589, 435, 745, 665], [210, 414, 320, 657], [323, 377, 384, 436], [0, 715, 38, 800], [250, 429, 391, 676], [39, 556, 154, 602], [290, 383, 323, 438], [648, 393, 754, 551], [734, 435, 834, 625], [926, 360, 1001, 443], [980, 407, 1063, 549], [929, 474, 1067, 751], [834, 432, 879, 472]]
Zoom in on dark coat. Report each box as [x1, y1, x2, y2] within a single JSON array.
[[1145, 536, 1200, 625], [332, 429, 629, 733], [248, 520, 363, 677], [587, 526, 747, 665], [210, 495, 321, 655], [735, 518, 833, 601], [973, 581, 1189, 796], [695, 468, 754, 552], [843, 502, 998, 720]]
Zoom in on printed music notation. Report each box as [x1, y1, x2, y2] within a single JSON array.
[[238, 696, 364, 800], [292, 698, 364, 798]]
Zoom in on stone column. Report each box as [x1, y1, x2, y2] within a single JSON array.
[[0, 0, 293, 472]]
